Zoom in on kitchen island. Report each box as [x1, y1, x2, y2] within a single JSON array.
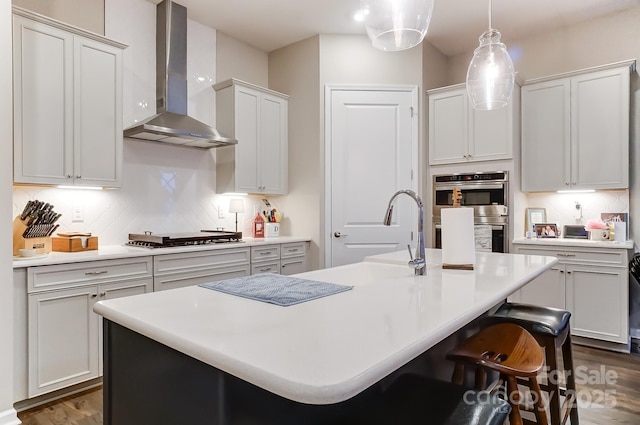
[[94, 249, 557, 424]]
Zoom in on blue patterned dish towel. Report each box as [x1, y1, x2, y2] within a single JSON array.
[[198, 274, 353, 306]]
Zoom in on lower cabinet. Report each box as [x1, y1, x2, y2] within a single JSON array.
[[16, 240, 310, 402], [153, 247, 251, 291], [512, 244, 629, 346], [280, 242, 308, 275], [26, 257, 153, 397]]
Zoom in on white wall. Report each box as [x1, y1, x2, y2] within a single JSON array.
[[216, 31, 268, 86], [12, 0, 104, 34], [1, 0, 19, 423]]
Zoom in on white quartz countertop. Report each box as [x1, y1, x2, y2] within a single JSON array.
[[12, 236, 310, 268], [512, 237, 633, 249], [93, 248, 557, 405]]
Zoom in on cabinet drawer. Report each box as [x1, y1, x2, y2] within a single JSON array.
[[280, 242, 306, 259], [514, 245, 628, 267], [251, 245, 280, 262], [28, 257, 153, 292], [251, 261, 280, 275], [154, 264, 251, 292], [154, 247, 251, 276]]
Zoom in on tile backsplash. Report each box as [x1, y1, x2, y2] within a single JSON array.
[[12, 140, 281, 245], [522, 190, 629, 237]]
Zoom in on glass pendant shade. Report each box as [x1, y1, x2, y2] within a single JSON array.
[[361, 0, 434, 51], [466, 29, 515, 110]]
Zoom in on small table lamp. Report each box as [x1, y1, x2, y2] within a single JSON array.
[[228, 199, 245, 233]]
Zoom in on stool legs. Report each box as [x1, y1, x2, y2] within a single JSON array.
[[562, 333, 579, 425]]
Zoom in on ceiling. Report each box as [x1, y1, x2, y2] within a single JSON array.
[[150, 0, 639, 56]]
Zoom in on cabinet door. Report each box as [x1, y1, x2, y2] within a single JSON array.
[[28, 286, 99, 397], [469, 103, 513, 162], [428, 88, 468, 164], [235, 86, 261, 193], [260, 93, 288, 194], [281, 257, 307, 276], [13, 16, 73, 185], [97, 279, 153, 373], [566, 265, 628, 344], [517, 265, 565, 310], [74, 36, 123, 187], [521, 79, 571, 192], [571, 68, 629, 190]]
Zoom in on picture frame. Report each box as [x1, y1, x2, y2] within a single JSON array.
[[534, 223, 559, 238], [525, 208, 547, 235]]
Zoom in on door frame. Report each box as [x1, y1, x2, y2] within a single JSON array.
[[323, 84, 420, 268]]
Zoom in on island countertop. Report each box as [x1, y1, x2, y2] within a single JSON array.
[[94, 249, 557, 405]]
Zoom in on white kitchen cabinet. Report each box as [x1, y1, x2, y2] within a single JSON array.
[[512, 243, 630, 347], [427, 83, 517, 165], [521, 61, 633, 192], [214, 78, 289, 194], [12, 7, 125, 188], [251, 244, 281, 275], [280, 241, 309, 276], [153, 247, 252, 291], [26, 257, 152, 397]]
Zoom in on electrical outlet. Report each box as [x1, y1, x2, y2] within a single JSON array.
[[218, 205, 225, 219], [72, 204, 84, 222], [574, 202, 582, 220]]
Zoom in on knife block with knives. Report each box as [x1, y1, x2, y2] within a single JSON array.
[[13, 216, 52, 255], [13, 200, 61, 255]]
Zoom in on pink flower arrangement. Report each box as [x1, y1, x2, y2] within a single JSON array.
[[585, 219, 607, 231]]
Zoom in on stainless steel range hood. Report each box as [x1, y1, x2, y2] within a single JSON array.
[[123, 0, 236, 148]]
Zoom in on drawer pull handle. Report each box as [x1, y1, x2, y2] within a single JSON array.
[[259, 267, 272, 272], [557, 254, 576, 257], [85, 270, 108, 275], [287, 249, 299, 252], [260, 252, 272, 255]]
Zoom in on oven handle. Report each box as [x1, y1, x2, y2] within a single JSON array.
[[434, 183, 505, 191], [433, 223, 505, 231]]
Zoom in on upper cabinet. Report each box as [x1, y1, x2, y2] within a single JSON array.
[[427, 83, 519, 165], [12, 7, 126, 188], [214, 79, 289, 195], [521, 61, 633, 192]]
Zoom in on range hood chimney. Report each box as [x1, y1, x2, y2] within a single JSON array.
[[123, 0, 236, 148]]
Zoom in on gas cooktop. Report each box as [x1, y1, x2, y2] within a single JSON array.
[[127, 230, 243, 248]]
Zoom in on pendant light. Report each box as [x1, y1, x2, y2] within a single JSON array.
[[361, 0, 434, 51], [466, 0, 515, 110]]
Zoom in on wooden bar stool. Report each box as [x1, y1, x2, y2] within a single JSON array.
[[447, 323, 548, 425], [486, 303, 578, 425], [348, 374, 511, 425]]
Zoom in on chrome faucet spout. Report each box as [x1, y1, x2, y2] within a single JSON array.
[[383, 190, 426, 275]]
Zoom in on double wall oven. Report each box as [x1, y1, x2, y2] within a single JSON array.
[[433, 171, 509, 253]]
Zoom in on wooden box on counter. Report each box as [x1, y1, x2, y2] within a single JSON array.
[[12, 216, 52, 256], [52, 236, 98, 252]]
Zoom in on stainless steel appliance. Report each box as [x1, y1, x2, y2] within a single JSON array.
[[433, 171, 509, 253], [127, 230, 242, 248]]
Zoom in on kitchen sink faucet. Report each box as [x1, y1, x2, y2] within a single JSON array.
[[383, 190, 426, 275]]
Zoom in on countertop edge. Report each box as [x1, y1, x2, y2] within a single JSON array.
[[512, 237, 633, 249], [12, 237, 311, 268]]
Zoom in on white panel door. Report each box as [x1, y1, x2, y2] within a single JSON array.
[[260, 93, 288, 194], [235, 86, 260, 193], [327, 86, 417, 267]]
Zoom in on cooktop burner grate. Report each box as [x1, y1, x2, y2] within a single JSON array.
[[127, 230, 243, 248]]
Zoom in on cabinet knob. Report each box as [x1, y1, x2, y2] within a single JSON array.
[[100, 292, 106, 297], [565, 182, 570, 186], [91, 294, 98, 298], [76, 175, 82, 179], [67, 174, 72, 179]]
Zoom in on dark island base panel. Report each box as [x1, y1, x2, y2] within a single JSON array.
[[102, 320, 385, 425]]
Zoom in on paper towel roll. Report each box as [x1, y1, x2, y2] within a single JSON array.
[[441, 207, 475, 269], [614, 222, 627, 242]]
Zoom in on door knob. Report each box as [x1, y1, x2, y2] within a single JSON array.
[[334, 232, 348, 238]]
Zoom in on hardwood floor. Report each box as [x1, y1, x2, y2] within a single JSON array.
[[17, 344, 640, 424]]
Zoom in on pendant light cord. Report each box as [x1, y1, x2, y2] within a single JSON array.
[[488, 0, 492, 30]]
